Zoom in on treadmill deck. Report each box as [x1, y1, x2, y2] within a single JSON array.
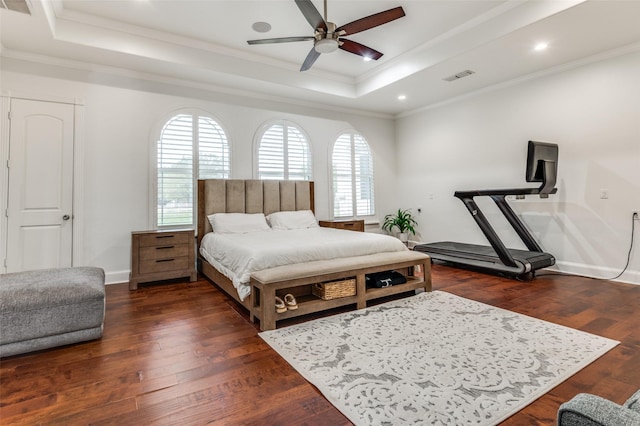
[[414, 241, 555, 277]]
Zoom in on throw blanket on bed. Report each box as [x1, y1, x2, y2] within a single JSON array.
[[200, 228, 408, 301]]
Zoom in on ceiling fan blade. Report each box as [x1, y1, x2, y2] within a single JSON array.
[[295, 0, 327, 31], [300, 47, 321, 71], [336, 6, 405, 36], [339, 39, 383, 60], [248, 36, 315, 45]]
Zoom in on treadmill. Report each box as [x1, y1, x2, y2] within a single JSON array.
[[414, 141, 558, 280]]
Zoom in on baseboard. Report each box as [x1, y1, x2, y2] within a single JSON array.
[[550, 261, 639, 286], [105, 270, 130, 285], [103, 263, 640, 286]]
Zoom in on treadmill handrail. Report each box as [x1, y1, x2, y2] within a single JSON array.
[[455, 196, 519, 268], [453, 187, 554, 266], [455, 187, 557, 197], [490, 195, 543, 252]]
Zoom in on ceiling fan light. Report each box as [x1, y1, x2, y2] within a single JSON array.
[[315, 38, 339, 54]]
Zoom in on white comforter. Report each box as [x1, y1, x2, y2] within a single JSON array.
[[199, 227, 408, 301]]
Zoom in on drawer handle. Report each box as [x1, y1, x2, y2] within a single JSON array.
[[156, 246, 175, 250], [156, 235, 175, 239], [156, 259, 175, 263]]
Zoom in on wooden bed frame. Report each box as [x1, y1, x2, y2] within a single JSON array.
[[197, 179, 431, 330], [197, 179, 315, 310]]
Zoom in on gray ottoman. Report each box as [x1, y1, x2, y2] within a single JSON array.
[[0, 267, 105, 357]]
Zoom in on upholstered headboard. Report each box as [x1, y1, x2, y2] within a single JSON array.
[[197, 179, 315, 244]]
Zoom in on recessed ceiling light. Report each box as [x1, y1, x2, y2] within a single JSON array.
[[252, 22, 272, 33], [363, 56, 372, 62], [398, 95, 407, 101], [534, 42, 549, 51]]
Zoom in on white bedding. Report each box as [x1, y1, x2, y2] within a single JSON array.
[[199, 227, 408, 301]]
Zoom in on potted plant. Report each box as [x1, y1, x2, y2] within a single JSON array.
[[382, 208, 417, 244]]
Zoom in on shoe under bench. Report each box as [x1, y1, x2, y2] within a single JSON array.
[[249, 251, 431, 331]]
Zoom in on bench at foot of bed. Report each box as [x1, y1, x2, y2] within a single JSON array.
[[249, 251, 431, 331]]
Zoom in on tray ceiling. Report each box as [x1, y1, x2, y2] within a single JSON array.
[[1, 0, 640, 115]]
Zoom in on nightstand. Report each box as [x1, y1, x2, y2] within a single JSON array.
[[130, 229, 197, 290], [319, 219, 365, 232]]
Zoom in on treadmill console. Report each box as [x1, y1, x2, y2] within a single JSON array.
[[526, 141, 559, 195]]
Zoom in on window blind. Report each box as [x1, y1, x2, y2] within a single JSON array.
[[157, 113, 229, 227], [198, 116, 230, 179], [354, 134, 374, 216], [258, 121, 311, 181], [332, 132, 374, 218]]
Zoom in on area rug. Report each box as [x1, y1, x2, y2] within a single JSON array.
[[259, 291, 618, 425]]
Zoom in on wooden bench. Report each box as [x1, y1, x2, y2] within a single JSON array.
[[249, 251, 431, 331]]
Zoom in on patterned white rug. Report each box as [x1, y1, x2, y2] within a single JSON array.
[[260, 291, 618, 425]]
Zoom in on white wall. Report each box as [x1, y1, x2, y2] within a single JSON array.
[[3, 50, 639, 286], [396, 51, 640, 284], [1, 57, 397, 284]]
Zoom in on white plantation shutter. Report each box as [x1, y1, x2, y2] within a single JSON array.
[[198, 116, 230, 179], [287, 126, 311, 180], [354, 134, 374, 216], [258, 121, 311, 180], [157, 114, 194, 226], [258, 124, 285, 180], [332, 134, 354, 217], [332, 132, 374, 218], [157, 113, 230, 227]]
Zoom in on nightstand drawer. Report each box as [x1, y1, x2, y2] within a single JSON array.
[[138, 232, 191, 247], [319, 220, 365, 232], [140, 244, 189, 261], [130, 229, 197, 290], [139, 256, 190, 274], [335, 221, 364, 231]]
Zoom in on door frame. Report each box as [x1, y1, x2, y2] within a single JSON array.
[[0, 92, 85, 273]]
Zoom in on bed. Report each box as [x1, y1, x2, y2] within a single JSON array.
[[197, 179, 431, 330]]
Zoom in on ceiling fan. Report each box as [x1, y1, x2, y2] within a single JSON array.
[[247, 0, 405, 71]]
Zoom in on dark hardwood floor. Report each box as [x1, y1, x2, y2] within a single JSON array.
[[2, 265, 639, 425]]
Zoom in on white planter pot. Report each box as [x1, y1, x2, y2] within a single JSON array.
[[398, 232, 409, 243]]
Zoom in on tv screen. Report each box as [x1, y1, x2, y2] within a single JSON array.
[[526, 141, 558, 194]]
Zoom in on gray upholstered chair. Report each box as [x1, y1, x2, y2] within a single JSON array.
[[557, 389, 640, 426]]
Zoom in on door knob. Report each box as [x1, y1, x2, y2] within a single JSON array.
[[62, 214, 70, 220]]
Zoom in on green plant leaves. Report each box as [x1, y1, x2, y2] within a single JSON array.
[[382, 208, 417, 235]]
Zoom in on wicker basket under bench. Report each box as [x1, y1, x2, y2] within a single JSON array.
[[249, 251, 431, 331]]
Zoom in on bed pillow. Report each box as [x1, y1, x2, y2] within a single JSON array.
[[267, 210, 319, 230], [208, 213, 271, 234]]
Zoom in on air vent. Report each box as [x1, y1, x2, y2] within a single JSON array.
[[443, 69, 475, 82], [0, 0, 31, 15]]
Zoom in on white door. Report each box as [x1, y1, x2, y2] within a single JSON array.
[[5, 99, 75, 272]]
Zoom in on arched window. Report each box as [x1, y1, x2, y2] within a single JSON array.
[[156, 112, 230, 227], [332, 132, 374, 218], [257, 120, 312, 180]]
